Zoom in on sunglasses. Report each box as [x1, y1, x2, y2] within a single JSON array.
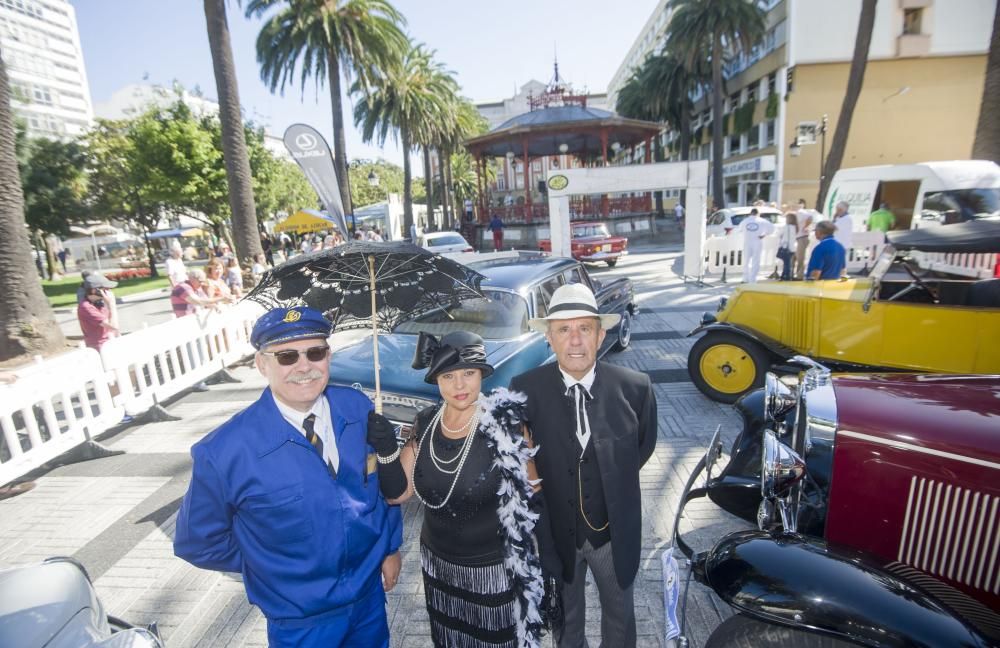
[[260, 345, 330, 366]]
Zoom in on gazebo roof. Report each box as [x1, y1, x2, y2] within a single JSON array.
[[465, 105, 662, 159]]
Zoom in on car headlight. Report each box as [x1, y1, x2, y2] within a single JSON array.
[[764, 372, 797, 424], [761, 429, 806, 500]]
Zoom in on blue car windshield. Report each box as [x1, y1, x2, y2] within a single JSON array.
[[393, 289, 530, 340]]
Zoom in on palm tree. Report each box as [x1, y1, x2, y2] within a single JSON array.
[[0, 54, 65, 360], [204, 0, 262, 263], [973, 0, 1000, 162], [667, 0, 766, 209], [352, 42, 455, 235], [247, 0, 408, 216], [817, 0, 877, 210], [441, 99, 488, 226], [618, 51, 703, 210]]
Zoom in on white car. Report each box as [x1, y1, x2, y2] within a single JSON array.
[[706, 206, 784, 237], [417, 231, 474, 253]]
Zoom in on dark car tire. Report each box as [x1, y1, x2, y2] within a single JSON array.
[[606, 258, 618, 267], [688, 332, 770, 404], [706, 614, 857, 647], [612, 309, 632, 352]]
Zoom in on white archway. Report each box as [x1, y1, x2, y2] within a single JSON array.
[[546, 160, 709, 278]]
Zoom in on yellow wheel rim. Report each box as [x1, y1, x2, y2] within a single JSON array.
[[699, 343, 757, 394]]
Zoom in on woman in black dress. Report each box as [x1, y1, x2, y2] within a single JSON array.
[[373, 331, 545, 648]]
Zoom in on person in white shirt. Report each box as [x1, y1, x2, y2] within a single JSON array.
[[166, 244, 188, 288], [739, 208, 774, 284], [794, 199, 815, 280], [832, 201, 854, 260], [673, 202, 685, 227]]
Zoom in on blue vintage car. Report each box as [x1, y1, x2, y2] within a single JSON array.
[[327, 252, 637, 435]]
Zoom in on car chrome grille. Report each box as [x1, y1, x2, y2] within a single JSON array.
[[897, 476, 1000, 595], [783, 298, 815, 351]]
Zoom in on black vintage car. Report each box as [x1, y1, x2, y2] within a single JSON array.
[[668, 358, 1000, 647]]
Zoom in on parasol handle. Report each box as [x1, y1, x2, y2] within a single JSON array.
[[368, 255, 382, 414]]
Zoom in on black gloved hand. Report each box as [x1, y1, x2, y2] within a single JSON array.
[[367, 411, 399, 456]]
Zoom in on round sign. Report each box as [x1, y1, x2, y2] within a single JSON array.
[[548, 174, 569, 191]]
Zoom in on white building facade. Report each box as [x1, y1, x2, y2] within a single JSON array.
[[0, 0, 93, 139]]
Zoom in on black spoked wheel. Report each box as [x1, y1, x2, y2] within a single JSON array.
[[706, 614, 858, 647], [687, 331, 770, 403]]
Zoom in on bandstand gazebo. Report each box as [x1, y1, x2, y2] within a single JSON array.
[[464, 104, 663, 225]]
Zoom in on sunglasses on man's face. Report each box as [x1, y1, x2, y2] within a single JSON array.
[[260, 345, 330, 366]]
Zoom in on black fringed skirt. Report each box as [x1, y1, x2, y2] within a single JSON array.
[[420, 543, 517, 648]]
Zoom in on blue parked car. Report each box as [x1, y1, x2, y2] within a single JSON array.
[[328, 252, 637, 436]]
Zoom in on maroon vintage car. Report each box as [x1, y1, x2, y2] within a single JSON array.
[[670, 359, 1000, 646], [538, 221, 628, 267]]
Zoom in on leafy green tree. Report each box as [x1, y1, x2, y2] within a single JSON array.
[[667, 0, 766, 209], [85, 118, 165, 276], [204, 0, 262, 262], [19, 138, 89, 239], [349, 159, 403, 207], [247, 0, 408, 217], [352, 41, 455, 233], [0, 54, 65, 359]]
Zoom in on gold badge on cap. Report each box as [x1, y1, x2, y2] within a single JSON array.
[[283, 310, 302, 323]]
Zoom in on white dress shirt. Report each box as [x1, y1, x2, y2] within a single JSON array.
[[560, 365, 596, 455], [272, 393, 339, 472], [834, 213, 854, 252]]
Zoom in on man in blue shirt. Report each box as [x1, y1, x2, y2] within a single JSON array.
[[174, 306, 402, 647], [807, 221, 847, 280], [488, 213, 505, 251]]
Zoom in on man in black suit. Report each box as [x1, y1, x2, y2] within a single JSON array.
[[511, 283, 657, 648]]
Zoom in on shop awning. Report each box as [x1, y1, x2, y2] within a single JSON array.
[[146, 227, 206, 239], [274, 209, 343, 234]]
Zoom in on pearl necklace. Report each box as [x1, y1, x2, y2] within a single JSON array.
[[414, 398, 483, 510], [432, 404, 479, 467]]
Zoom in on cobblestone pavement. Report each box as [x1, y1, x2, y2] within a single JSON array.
[[1, 247, 752, 647]]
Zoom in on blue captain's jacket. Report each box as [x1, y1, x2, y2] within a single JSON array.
[[173, 385, 402, 622]]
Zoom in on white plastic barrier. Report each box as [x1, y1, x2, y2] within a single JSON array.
[[100, 304, 262, 417], [913, 251, 997, 279], [702, 231, 886, 278], [0, 348, 123, 485]]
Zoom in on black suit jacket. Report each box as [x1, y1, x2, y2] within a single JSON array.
[[511, 361, 657, 589]]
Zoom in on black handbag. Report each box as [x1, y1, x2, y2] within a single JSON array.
[[541, 574, 564, 636]]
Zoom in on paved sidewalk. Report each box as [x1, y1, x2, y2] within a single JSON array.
[[2, 249, 748, 647]]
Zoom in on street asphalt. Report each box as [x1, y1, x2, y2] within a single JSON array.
[[6, 240, 752, 647]]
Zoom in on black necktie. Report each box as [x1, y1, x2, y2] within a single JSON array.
[[304, 413, 336, 477]]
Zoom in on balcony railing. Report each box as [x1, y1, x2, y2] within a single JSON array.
[[487, 195, 654, 224]]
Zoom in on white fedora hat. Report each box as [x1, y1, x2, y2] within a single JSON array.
[[528, 283, 621, 333]]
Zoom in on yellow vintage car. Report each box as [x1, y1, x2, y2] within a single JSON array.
[[688, 220, 1000, 402]]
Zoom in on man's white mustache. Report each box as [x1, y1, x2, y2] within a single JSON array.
[[287, 369, 324, 384]]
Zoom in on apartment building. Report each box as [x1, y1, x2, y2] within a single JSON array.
[[0, 0, 92, 139], [608, 0, 994, 209]]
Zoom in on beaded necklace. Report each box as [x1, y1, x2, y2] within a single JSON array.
[[413, 396, 483, 510]]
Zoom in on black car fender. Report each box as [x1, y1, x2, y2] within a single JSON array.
[[701, 530, 997, 647], [687, 322, 796, 362]]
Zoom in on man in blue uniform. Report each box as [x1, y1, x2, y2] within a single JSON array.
[[174, 306, 403, 647]]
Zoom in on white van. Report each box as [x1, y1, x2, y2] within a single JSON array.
[[824, 160, 1000, 230]]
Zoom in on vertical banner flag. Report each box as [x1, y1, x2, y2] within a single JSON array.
[[283, 124, 350, 236]]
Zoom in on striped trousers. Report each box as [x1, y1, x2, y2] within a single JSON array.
[[558, 540, 636, 648]]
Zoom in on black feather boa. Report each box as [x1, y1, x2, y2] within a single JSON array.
[[479, 388, 545, 648]]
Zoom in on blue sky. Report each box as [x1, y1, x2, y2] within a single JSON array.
[[75, 0, 654, 167]]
